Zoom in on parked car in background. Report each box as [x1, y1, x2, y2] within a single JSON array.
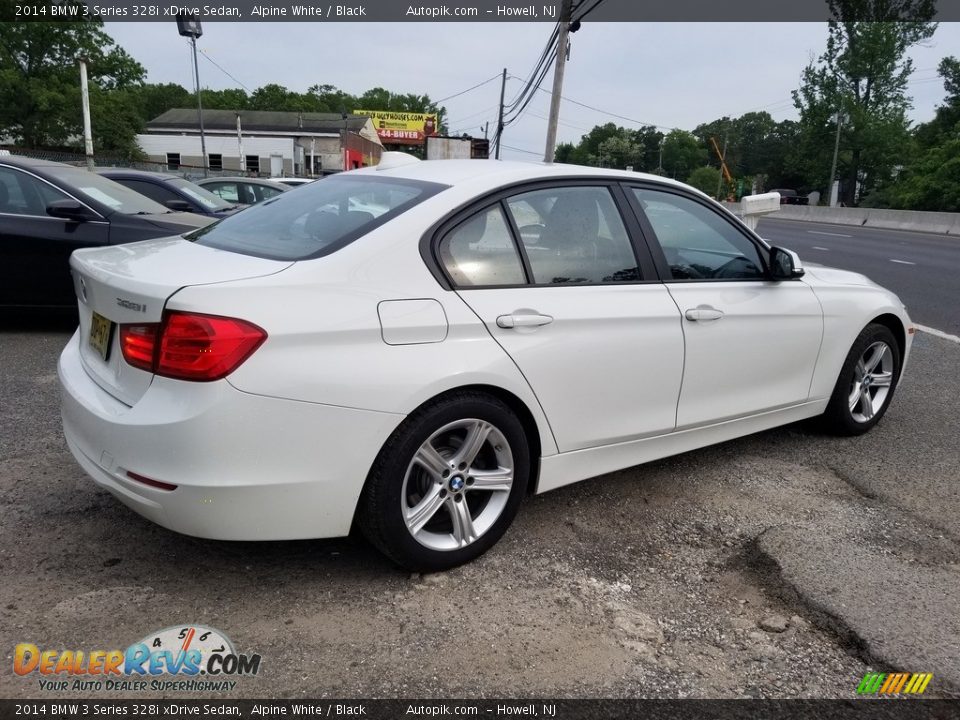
[[196, 177, 288, 205], [770, 188, 809, 206], [0, 156, 214, 309], [97, 169, 245, 218], [59, 155, 912, 571], [272, 178, 315, 188]]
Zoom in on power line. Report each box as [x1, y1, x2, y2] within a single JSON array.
[[572, 0, 606, 22], [525, 79, 680, 131], [434, 73, 503, 104], [504, 23, 559, 111], [503, 46, 557, 126], [501, 143, 543, 157], [196, 45, 252, 92], [446, 104, 500, 127]]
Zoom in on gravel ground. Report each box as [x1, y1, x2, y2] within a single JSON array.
[[1, 318, 957, 700]]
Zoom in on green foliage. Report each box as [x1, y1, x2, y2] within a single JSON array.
[[686, 166, 721, 196], [692, 112, 802, 189], [879, 57, 960, 211], [661, 130, 706, 180], [551, 123, 663, 171], [0, 5, 145, 151], [790, 1, 937, 204]]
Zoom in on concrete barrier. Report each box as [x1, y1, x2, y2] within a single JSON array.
[[723, 201, 960, 236]]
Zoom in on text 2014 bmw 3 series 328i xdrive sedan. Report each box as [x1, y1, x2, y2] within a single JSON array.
[[59, 154, 913, 571]]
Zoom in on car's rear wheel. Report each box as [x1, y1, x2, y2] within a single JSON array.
[[821, 323, 901, 436], [358, 392, 529, 571]]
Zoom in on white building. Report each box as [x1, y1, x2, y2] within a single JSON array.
[[138, 109, 383, 177]]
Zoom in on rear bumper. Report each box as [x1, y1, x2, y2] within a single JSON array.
[[58, 331, 403, 541]]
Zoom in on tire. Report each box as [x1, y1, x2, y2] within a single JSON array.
[[820, 323, 901, 436], [358, 391, 530, 572]]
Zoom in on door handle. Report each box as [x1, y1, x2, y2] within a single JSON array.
[[684, 306, 724, 322], [496, 312, 554, 329]]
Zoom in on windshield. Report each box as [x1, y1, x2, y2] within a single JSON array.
[[45, 166, 170, 215], [189, 175, 447, 260], [168, 177, 234, 211]]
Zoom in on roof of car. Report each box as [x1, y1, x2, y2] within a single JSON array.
[[0, 155, 75, 169], [197, 177, 289, 188], [96, 168, 173, 181], [351, 158, 701, 196]]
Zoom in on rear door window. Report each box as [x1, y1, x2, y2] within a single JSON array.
[[438, 205, 526, 287]]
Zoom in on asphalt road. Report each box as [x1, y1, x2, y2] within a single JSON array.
[[1, 319, 958, 700], [756, 217, 960, 337]]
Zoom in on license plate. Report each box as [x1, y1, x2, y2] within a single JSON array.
[[89, 312, 114, 362]]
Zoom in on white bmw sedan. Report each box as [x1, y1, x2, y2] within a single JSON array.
[[59, 156, 912, 571]]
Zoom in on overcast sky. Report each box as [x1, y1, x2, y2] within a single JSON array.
[[105, 21, 960, 161]]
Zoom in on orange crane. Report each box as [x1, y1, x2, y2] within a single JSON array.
[[710, 136, 733, 185]]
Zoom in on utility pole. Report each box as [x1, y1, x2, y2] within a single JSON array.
[[495, 68, 507, 160], [828, 108, 842, 207], [78, 59, 94, 172], [482, 121, 489, 140], [236, 112, 244, 175], [543, 0, 574, 163]]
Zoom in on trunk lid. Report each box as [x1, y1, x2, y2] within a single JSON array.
[[70, 236, 293, 405]]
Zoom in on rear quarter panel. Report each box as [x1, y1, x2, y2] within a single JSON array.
[[167, 206, 560, 458]]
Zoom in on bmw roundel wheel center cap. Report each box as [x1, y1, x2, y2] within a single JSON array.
[[449, 475, 465, 492]]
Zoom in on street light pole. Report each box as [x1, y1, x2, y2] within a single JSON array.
[[176, 14, 207, 177], [190, 36, 208, 177]]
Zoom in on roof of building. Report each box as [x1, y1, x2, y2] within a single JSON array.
[[147, 109, 371, 135]]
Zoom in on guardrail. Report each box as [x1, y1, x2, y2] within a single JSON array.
[[723, 201, 960, 236]]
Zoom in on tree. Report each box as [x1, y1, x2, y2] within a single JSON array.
[[200, 87, 250, 111], [0, 4, 145, 148], [88, 86, 146, 159], [791, 0, 937, 205], [137, 83, 193, 123], [686, 166, 722, 196], [661, 129, 706, 179], [882, 57, 960, 210]]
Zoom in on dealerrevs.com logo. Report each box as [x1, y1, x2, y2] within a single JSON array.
[[14, 625, 261, 692]]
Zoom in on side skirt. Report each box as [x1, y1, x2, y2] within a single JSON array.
[[536, 400, 828, 494]]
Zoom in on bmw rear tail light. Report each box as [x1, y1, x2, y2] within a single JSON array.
[[119, 312, 266, 382], [119, 323, 158, 372]]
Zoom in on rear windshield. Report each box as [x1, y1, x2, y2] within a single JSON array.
[[188, 174, 447, 260], [46, 166, 170, 215], [167, 177, 233, 211]]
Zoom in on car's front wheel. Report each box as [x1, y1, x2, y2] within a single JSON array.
[[821, 323, 901, 436], [358, 392, 530, 571]]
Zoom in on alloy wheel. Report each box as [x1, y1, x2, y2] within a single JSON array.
[[401, 419, 514, 552], [848, 341, 894, 423]]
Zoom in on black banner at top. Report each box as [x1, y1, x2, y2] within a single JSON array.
[[5, 0, 960, 22]]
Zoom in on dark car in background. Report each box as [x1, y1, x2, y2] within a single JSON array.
[[770, 188, 810, 206], [196, 176, 288, 205], [0, 156, 214, 309], [97, 168, 245, 218]]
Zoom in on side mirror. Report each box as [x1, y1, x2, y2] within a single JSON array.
[[47, 199, 96, 222], [164, 199, 193, 212], [770, 246, 805, 279]]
